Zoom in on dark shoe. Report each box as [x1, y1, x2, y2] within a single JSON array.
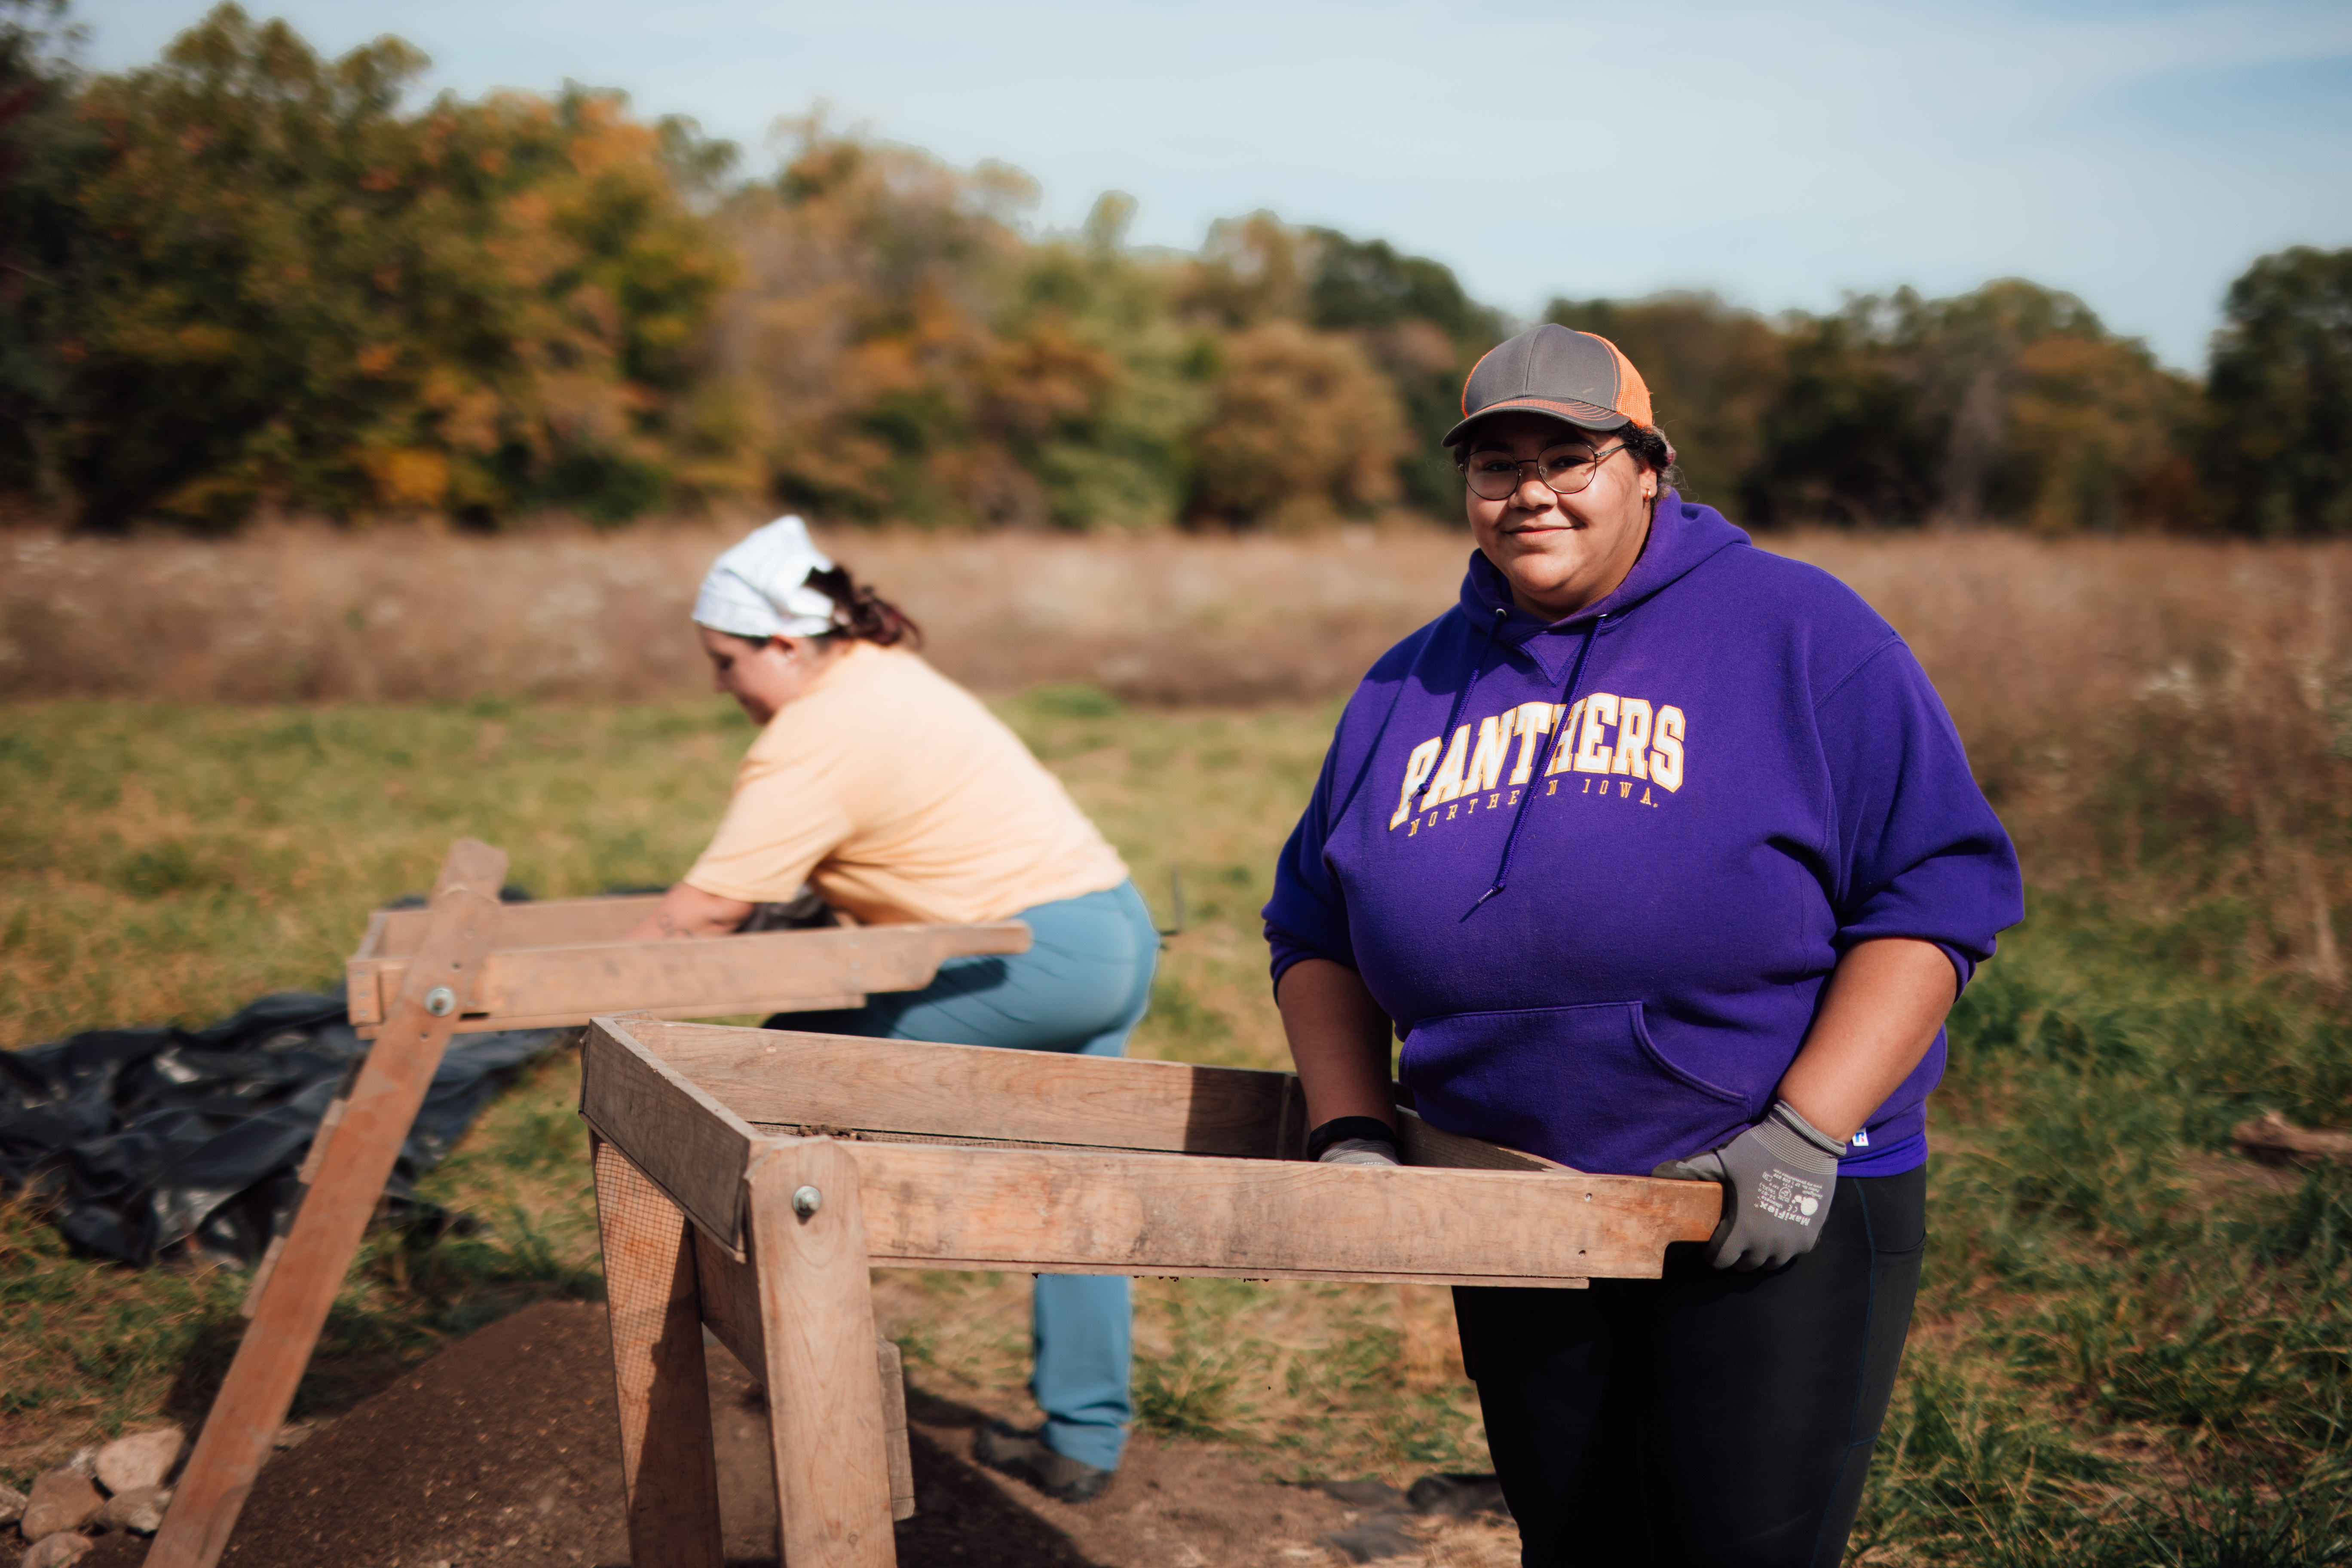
[[1405, 1471, 1509, 1518], [973, 1422, 1115, 1504]]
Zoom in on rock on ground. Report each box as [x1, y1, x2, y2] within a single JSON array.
[[21, 1533, 96, 1568], [97, 1485, 173, 1535], [21, 1470, 103, 1540], [95, 1426, 186, 1495], [0, 1480, 27, 1525]]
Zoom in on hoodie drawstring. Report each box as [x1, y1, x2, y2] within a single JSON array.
[[1411, 605, 1509, 816], [1464, 614, 1602, 919]]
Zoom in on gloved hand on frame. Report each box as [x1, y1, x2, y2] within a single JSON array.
[[1653, 1099, 1847, 1271]]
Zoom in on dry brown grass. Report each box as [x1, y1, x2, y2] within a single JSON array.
[[6, 518, 2348, 944], [11, 524, 2346, 716], [1778, 532, 2352, 962], [0, 521, 1465, 706]]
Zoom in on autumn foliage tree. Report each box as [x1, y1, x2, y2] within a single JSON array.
[[2202, 247, 2352, 537], [1175, 214, 1411, 527], [717, 127, 1173, 529], [1553, 282, 2200, 530], [0, 0, 95, 513], [16, 4, 744, 529], [716, 147, 1426, 529]]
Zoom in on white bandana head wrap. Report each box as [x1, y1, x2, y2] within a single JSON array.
[[693, 516, 839, 640]]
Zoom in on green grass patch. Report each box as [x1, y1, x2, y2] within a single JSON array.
[[1847, 888, 2352, 1562]]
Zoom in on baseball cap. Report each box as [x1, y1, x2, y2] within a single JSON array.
[[1442, 324, 1654, 446]]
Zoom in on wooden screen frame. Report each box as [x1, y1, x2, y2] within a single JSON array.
[[580, 1014, 1721, 1567]]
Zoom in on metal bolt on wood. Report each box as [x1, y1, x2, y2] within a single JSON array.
[[792, 1185, 823, 1219], [425, 986, 457, 1017]]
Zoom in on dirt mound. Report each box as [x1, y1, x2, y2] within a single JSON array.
[[71, 1301, 1451, 1568]]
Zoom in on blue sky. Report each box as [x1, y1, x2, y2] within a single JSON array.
[[77, 0, 2352, 370]]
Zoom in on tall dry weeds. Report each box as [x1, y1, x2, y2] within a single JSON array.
[[5, 521, 2347, 964], [0, 521, 1467, 705], [1778, 533, 2352, 972]]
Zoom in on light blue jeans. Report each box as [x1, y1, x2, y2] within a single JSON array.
[[773, 880, 1158, 1472]]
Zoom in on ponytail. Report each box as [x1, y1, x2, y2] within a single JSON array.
[[802, 564, 922, 649]]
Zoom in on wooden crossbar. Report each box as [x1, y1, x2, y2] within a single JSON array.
[[347, 903, 1032, 1037]]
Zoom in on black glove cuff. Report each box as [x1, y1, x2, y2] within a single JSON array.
[[1308, 1116, 1400, 1162]]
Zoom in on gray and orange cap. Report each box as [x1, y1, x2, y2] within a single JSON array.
[[1443, 323, 1654, 446]]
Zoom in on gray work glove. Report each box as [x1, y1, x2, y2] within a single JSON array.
[[1652, 1100, 1846, 1271]]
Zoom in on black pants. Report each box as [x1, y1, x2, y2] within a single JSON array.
[[1454, 1166, 1925, 1568]]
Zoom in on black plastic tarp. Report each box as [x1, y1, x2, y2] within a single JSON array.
[[0, 991, 563, 1267]]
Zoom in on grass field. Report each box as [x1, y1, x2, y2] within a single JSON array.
[[5, 527, 2352, 1562], [0, 692, 1504, 1494]]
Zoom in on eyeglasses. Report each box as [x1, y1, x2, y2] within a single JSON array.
[[1461, 441, 1629, 501]]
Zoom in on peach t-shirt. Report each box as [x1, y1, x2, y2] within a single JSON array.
[[683, 641, 1128, 925]]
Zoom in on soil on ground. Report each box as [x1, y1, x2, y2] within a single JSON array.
[[62, 1302, 1516, 1568]]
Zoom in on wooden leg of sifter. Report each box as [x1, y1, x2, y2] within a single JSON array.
[[748, 1139, 896, 1568], [148, 840, 507, 1568], [876, 1337, 915, 1523], [591, 1134, 725, 1568]]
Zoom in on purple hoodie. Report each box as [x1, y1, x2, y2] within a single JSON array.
[[1263, 496, 2022, 1179]]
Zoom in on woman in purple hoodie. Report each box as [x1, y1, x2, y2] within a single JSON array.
[[1263, 324, 2022, 1567]]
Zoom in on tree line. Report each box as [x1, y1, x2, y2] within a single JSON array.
[[3, 3, 2346, 535]]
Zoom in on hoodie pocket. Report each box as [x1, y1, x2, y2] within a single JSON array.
[[1397, 1001, 1751, 1176]]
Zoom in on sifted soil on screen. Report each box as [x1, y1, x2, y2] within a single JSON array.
[[73, 1300, 1456, 1568]]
